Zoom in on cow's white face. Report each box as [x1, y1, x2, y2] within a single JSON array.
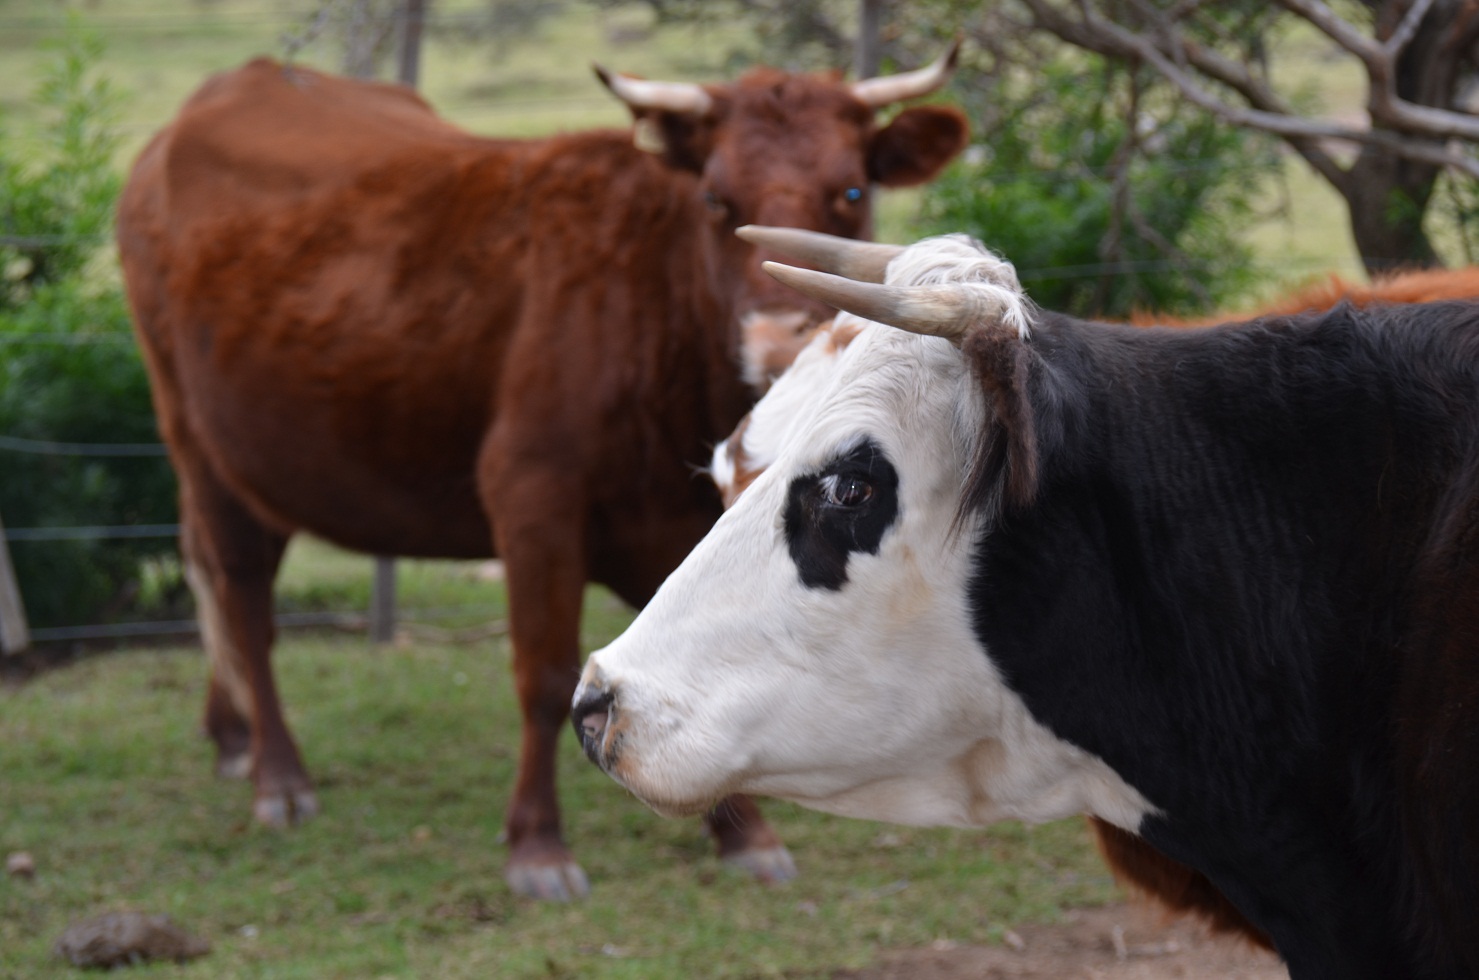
[[574, 236, 1157, 834]]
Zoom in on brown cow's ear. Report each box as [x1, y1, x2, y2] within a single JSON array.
[[632, 109, 716, 173], [867, 105, 969, 188]]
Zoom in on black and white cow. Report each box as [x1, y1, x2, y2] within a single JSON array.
[[572, 228, 1479, 979]]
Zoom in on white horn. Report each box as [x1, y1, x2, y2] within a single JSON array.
[[762, 261, 999, 342], [593, 64, 713, 116], [850, 38, 962, 108], [736, 225, 903, 284]]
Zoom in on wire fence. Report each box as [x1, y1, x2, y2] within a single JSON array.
[[0, 415, 501, 647]]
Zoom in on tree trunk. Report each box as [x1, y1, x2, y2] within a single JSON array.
[[1340, 0, 1478, 275], [1343, 143, 1441, 275]]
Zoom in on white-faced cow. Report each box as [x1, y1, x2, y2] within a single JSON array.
[[573, 228, 1479, 975], [115, 52, 967, 901], [708, 234, 1479, 949]]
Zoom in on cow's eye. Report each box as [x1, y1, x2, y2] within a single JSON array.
[[704, 190, 729, 216], [843, 186, 864, 203], [823, 474, 873, 508]]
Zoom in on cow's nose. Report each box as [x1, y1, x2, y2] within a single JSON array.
[[571, 686, 614, 766]]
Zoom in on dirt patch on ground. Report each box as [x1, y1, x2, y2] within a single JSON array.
[[835, 902, 1288, 980]]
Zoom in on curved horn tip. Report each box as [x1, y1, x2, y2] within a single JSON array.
[[592, 63, 614, 87], [943, 36, 963, 69]]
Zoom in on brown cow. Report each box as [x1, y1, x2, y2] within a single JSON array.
[[115, 54, 967, 900], [714, 229, 1479, 948]]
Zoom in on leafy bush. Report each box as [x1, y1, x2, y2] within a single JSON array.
[[920, 56, 1278, 319], [0, 27, 181, 630]]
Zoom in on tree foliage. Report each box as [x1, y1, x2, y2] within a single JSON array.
[[922, 55, 1276, 317], [0, 26, 182, 629]]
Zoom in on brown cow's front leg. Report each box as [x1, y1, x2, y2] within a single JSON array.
[[705, 795, 797, 883], [178, 461, 313, 828], [488, 474, 590, 901]]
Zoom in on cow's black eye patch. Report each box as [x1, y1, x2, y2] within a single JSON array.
[[784, 439, 900, 590]]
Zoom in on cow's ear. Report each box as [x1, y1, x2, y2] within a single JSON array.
[[960, 328, 1039, 514], [867, 105, 968, 188], [632, 109, 716, 173]]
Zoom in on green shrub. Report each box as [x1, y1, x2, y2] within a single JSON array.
[[920, 57, 1277, 320], [0, 26, 181, 630]]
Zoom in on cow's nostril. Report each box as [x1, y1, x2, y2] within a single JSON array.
[[571, 689, 614, 762]]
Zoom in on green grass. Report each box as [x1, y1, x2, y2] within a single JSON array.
[[1, 601, 1120, 979]]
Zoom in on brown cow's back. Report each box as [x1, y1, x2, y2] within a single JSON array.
[[122, 59, 732, 560]]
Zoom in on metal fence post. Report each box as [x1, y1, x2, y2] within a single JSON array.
[[371, 556, 397, 644], [0, 506, 31, 654], [364, 0, 426, 647]]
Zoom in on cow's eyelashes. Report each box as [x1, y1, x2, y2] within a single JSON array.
[[821, 474, 873, 508]]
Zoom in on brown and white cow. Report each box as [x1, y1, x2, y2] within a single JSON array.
[[574, 229, 1479, 976], [115, 53, 966, 900]]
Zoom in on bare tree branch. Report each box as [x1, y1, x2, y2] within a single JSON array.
[[1021, 0, 1479, 179], [1385, 0, 1438, 58], [1121, 0, 1349, 188], [1273, 0, 1384, 68], [1273, 0, 1479, 140]]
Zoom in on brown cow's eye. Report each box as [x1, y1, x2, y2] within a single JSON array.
[[823, 474, 873, 508], [704, 190, 728, 216], [843, 186, 864, 203]]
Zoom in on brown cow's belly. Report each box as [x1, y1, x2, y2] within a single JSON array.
[[177, 346, 499, 559], [199, 426, 495, 559]]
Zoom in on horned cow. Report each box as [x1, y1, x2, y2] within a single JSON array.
[[116, 53, 966, 900], [711, 233, 1479, 948], [574, 228, 1479, 976]]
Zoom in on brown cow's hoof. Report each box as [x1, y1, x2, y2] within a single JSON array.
[[504, 859, 590, 901], [722, 844, 798, 884], [252, 789, 320, 828]]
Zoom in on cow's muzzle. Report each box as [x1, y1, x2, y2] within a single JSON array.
[[571, 684, 615, 768]]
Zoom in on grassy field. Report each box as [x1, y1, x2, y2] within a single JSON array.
[[1, 589, 1119, 979]]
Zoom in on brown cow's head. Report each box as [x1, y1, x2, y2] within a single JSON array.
[[595, 44, 968, 391]]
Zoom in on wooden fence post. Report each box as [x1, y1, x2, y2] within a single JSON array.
[[0, 505, 31, 654], [855, 0, 883, 81], [397, 0, 426, 87]]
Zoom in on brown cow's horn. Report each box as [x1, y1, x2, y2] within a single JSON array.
[[762, 261, 987, 341], [593, 64, 713, 116], [736, 226, 903, 284], [850, 37, 962, 108]]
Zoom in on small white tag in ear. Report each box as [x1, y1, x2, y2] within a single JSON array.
[[633, 117, 665, 154]]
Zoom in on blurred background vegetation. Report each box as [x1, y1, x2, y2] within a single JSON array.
[[0, 0, 1472, 638]]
